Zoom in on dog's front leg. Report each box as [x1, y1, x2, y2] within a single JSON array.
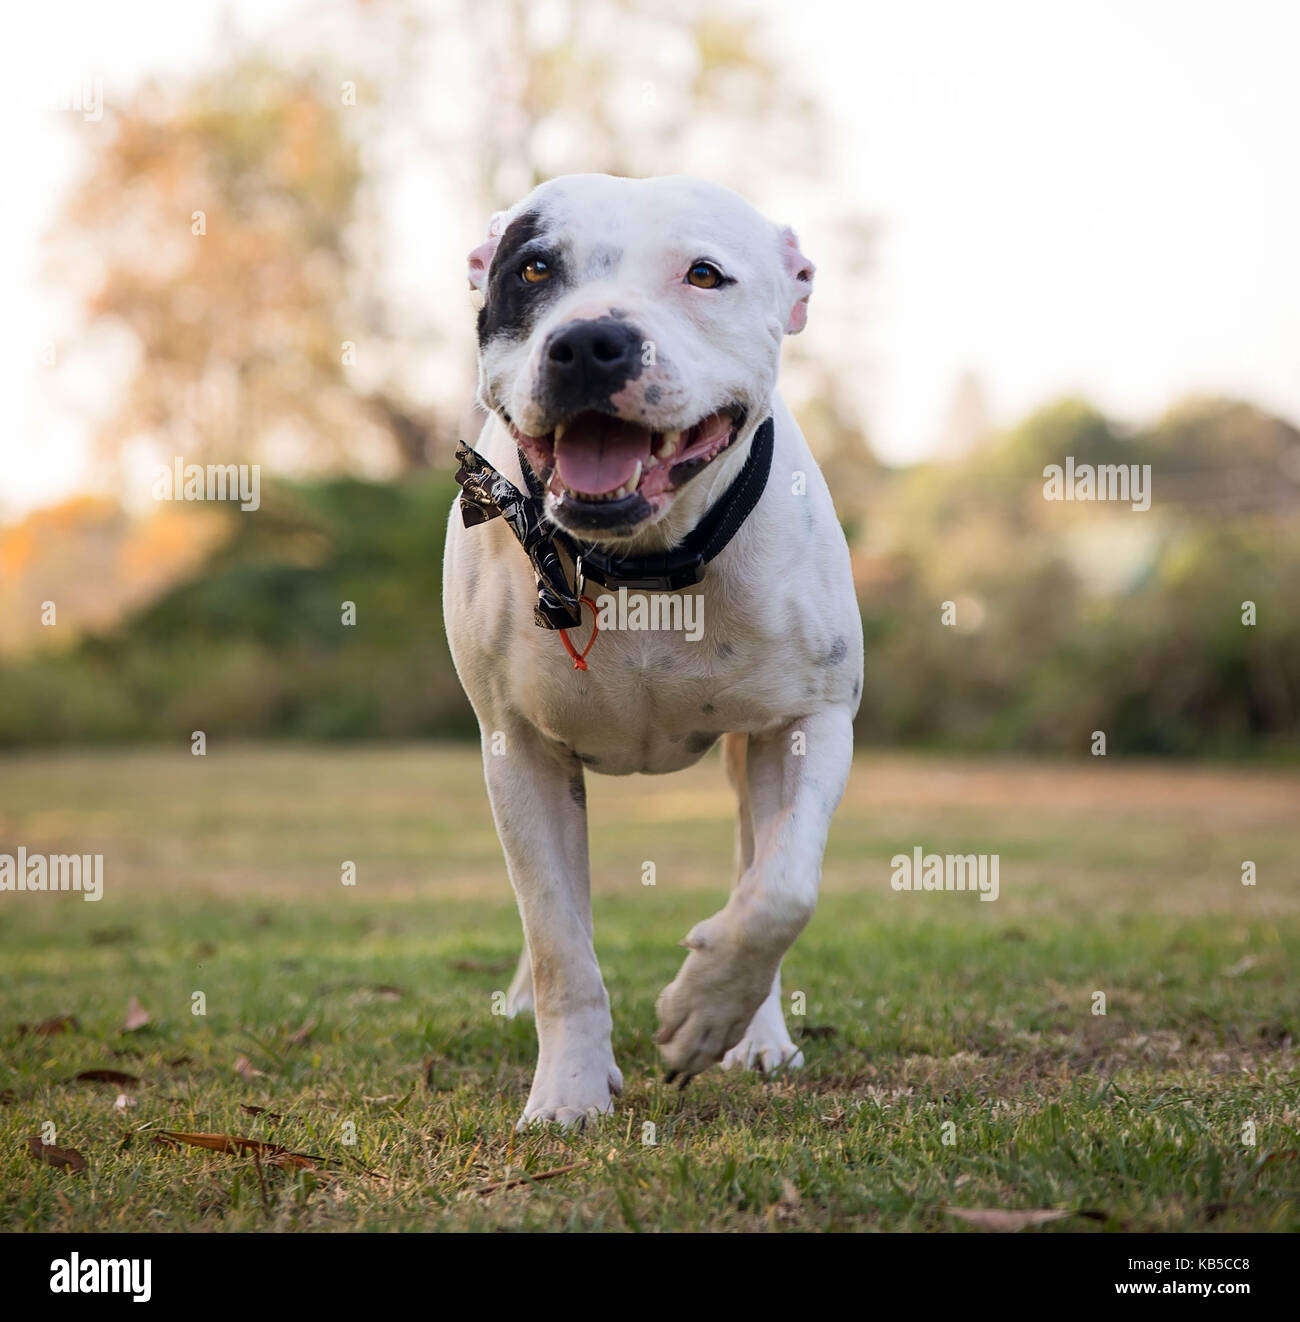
[[655, 707, 853, 1079], [482, 718, 621, 1129]]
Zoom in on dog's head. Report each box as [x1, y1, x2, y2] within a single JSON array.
[[468, 174, 814, 543]]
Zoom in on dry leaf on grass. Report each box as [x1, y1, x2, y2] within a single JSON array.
[[152, 1130, 321, 1171], [122, 996, 152, 1032], [946, 1207, 1070, 1232], [285, 1017, 317, 1046], [73, 1069, 141, 1086], [21, 1015, 79, 1037], [234, 1055, 265, 1079], [27, 1136, 87, 1174], [240, 1104, 285, 1121]]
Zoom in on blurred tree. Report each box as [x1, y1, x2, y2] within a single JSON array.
[[46, 59, 431, 476]]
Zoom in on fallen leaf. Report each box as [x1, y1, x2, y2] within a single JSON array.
[[114, 1093, 137, 1111], [234, 1055, 265, 1079], [152, 1130, 322, 1171], [73, 1069, 141, 1086], [946, 1207, 1070, 1232], [27, 1136, 87, 1174], [23, 1015, 79, 1037], [122, 996, 152, 1032], [240, 1104, 285, 1121], [1222, 954, 1260, 978]]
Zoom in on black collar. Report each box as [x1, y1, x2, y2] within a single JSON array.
[[454, 416, 774, 630]]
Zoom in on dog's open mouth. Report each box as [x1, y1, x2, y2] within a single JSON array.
[[507, 407, 745, 531]]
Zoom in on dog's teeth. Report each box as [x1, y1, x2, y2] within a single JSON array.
[[656, 431, 681, 460], [627, 460, 642, 490], [554, 422, 566, 443]]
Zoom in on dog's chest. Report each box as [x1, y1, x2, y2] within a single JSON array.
[[522, 600, 817, 775]]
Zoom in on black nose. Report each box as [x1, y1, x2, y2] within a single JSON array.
[[542, 317, 641, 409]]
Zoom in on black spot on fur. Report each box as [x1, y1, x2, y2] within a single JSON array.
[[576, 751, 601, 767], [851, 677, 861, 699], [568, 775, 586, 808], [817, 636, 848, 667], [477, 211, 565, 347], [700, 702, 715, 715], [645, 384, 662, 406], [716, 640, 735, 658], [685, 731, 718, 754]]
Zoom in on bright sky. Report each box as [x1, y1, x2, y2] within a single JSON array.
[[3, 0, 1298, 516]]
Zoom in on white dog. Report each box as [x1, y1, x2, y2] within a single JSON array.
[[443, 174, 862, 1128]]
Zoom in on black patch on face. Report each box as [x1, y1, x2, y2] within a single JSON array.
[[685, 731, 718, 754], [568, 774, 586, 808], [818, 636, 848, 667], [576, 751, 601, 767], [476, 211, 564, 347], [644, 384, 662, 406], [716, 641, 735, 658], [851, 677, 861, 699], [700, 702, 715, 715]]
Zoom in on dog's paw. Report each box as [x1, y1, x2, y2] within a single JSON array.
[[517, 1053, 623, 1131], [720, 975, 803, 1072], [721, 1027, 804, 1073], [655, 918, 778, 1080]]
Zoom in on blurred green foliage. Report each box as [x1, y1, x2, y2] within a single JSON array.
[[1, 395, 1296, 757], [0, 475, 477, 745], [854, 396, 1300, 756]]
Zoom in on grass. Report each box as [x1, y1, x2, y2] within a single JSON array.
[[1, 744, 1297, 1232]]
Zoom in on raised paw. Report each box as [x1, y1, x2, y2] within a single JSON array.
[[654, 917, 778, 1080]]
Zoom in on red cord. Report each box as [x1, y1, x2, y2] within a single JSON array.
[[558, 596, 599, 670]]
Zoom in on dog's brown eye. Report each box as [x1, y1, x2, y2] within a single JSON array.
[[521, 259, 551, 284], [686, 261, 723, 289]]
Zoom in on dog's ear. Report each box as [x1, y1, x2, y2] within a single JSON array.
[[778, 226, 816, 335], [467, 211, 508, 293]]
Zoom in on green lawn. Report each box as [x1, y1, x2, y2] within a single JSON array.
[[1, 745, 1297, 1232]]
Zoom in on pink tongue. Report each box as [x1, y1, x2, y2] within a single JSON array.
[[554, 415, 652, 495]]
